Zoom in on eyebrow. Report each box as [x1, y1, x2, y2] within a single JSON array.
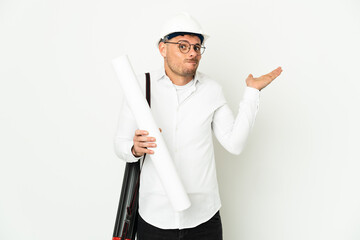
[[177, 39, 201, 45]]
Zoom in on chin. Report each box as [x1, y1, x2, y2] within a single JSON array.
[[185, 66, 198, 74], [183, 69, 197, 76]]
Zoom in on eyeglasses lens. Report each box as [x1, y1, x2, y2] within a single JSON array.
[[179, 42, 190, 53]]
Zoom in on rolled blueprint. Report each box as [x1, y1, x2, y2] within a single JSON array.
[[112, 55, 191, 212]]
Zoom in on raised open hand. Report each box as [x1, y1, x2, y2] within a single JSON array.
[[246, 67, 282, 91]]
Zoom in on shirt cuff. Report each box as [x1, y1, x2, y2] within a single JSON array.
[[243, 86, 260, 101], [128, 142, 143, 161], [115, 140, 143, 163]]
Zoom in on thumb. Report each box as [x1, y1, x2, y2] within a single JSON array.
[[246, 74, 254, 82]]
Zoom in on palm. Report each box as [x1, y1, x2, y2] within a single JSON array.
[[246, 67, 282, 90]]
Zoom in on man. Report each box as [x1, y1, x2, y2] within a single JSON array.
[[114, 13, 282, 240]]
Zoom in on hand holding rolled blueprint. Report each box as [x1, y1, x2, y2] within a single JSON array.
[[112, 55, 191, 212]]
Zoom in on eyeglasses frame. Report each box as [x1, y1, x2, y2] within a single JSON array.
[[163, 40, 206, 55]]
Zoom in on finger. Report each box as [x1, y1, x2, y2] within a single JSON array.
[[159, 128, 162, 133], [138, 142, 157, 148], [136, 141, 155, 148], [134, 146, 154, 155], [267, 67, 282, 79], [134, 136, 156, 143], [134, 144, 155, 154], [260, 71, 278, 83], [135, 129, 148, 136]]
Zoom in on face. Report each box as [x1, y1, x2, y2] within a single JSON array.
[[159, 34, 202, 79]]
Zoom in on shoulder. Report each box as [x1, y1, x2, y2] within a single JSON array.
[[196, 71, 227, 107], [196, 71, 223, 92]]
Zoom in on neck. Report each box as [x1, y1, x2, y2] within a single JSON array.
[[168, 74, 193, 86], [164, 66, 194, 86]]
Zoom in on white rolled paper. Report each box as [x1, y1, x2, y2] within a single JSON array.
[[112, 55, 191, 212]]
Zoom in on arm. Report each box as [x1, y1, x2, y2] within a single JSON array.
[[114, 97, 157, 162], [114, 98, 143, 162], [212, 67, 282, 155], [212, 87, 260, 155]]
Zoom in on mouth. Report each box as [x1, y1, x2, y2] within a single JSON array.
[[185, 59, 198, 64]]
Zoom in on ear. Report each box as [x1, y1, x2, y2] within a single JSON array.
[[159, 42, 167, 58]]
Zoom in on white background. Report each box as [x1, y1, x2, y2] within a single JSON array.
[[1, 0, 359, 239]]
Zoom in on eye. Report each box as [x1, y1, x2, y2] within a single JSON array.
[[194, 45, 201, 52], [179, 43, 189, 50]]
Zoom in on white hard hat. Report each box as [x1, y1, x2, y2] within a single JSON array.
[[158, 12, 209, 45]]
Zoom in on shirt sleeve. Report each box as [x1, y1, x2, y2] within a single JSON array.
[[212, 86, 260, 155], [114, 97, 143, 162]]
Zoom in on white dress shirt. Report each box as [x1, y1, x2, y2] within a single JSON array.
[[114, 67, 260, 229]]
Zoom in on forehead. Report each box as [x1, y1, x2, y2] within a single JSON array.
[[170, 34, 201, 44]]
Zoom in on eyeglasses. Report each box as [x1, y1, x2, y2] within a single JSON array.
[[164, 40, 206, 55]]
